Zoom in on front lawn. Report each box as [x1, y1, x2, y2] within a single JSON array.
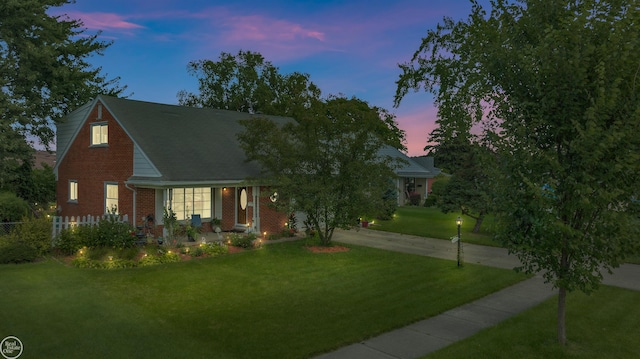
[[424, 285, 640, 359], [0, 240, 525, 359], [372, 206, 500, 247]]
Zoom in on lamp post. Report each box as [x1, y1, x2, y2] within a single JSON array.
[[456, 216, 463, 267]]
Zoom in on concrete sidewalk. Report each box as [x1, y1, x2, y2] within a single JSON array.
[[311, 228, 640, 359]]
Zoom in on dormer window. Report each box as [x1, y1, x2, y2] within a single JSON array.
[[91, 122, 108, 146]]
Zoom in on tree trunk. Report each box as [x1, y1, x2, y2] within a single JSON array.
[[557, 247, 568, 345], [472, 216, 484, 233], [557, 286, 567, 345]]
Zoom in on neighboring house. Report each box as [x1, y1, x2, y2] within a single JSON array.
[[54, 95, 291, 237], [377, 146, 442, 206]]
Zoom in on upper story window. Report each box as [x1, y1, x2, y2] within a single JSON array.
[[91, 122, 108, 146]]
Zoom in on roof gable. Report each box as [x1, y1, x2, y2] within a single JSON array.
[[54, 99, 96, 177]]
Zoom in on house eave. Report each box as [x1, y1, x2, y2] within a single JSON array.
[[125, 179, 256, 188], [396, 172, 436, 178]]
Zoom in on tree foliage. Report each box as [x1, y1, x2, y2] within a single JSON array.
[[1, 0, 125, 145], [178, 50, 321, 117], [396, 0, 640, 344], [435, 143, 494, 233], [0, 191, 30, 222], [238, 96, 405, 245], [0, 0, 125, 200], [183, 50, 406, 245]]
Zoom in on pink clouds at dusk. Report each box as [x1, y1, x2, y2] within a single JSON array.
[[60, 11, 144, 31], [51, 0, 487, 156]]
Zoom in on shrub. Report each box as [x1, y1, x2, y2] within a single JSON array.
[[228, 233, 256, 248], [423, 195, 437, 207], [8, 216, 51, 256], [138, 249, 180, 266], [87, 246, 110, 260], [190, 246, 205, 257], [54, 228, 83, 255], [0, 236, 39, 264], [71, 256, 136, 269], [54, 216, 136, 251], [92, 215, 136, 248], [409, 192, 421, 206], [0, 192, 30, 222], [201, 242, 229, 256]]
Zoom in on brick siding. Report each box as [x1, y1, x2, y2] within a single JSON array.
[[56, 101, 134, 219]]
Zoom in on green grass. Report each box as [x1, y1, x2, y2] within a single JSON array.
[[371, 206, 500, 247], [424, 285, 640, 359], [0, 241, 525, 359]]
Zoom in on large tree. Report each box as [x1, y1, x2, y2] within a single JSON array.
[[183, 51, 406, 244], [238, 96, 405, 245], [435, 142, 494, 233], [1, 0, 124, 195], [178, 50, 320, 117], [396, 0, 640, 345]]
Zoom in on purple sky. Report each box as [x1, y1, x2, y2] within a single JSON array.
[[52, 0, 485, 156]]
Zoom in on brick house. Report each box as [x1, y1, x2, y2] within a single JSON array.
[[54, 95, 290, 237]]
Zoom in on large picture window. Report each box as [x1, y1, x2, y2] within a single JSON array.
[[91, 123, 108, 145], [105, 183, 118, 213], [167, 187, 211, 220]]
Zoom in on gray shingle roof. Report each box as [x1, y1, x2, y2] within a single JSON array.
[[377, 145, 440, 178], [57, 96, 438, 186], [99, 96, 293, 185]]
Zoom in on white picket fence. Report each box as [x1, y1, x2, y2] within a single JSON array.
[[51, 214, 130, 238]]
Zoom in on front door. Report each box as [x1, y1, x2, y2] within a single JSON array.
[[237, 187, 247, 225]]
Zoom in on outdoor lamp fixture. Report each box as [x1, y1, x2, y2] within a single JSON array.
[[456, 216, 463, 267]]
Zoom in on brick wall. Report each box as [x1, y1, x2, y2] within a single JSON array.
[[259, 194, 288, 237], [56, 101, 134, 220]]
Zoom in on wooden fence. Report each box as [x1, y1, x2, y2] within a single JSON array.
[[51, 214, 130, 239]]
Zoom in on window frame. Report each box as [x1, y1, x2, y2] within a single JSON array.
[[68, 180, 78, 203], [104, 182, 119, 214], [90, 122, 108, 146], [166, 187, 212, 221]]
